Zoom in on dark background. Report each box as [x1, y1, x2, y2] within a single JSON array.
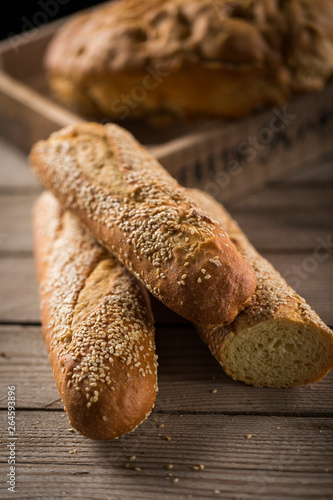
[[1, 1, 109, 41]]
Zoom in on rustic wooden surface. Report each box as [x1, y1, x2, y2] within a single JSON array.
[[0, 138, 332, 499]]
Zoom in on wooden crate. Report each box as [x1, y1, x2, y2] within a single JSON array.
[[1, 16, 333, 202]]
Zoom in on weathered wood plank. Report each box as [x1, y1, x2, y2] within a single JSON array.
[[1, 326, 332, 415], [228, 187, 333, 212], [1, 464, 333, 500], [227, 186, 333, 251], [1, 252, 331, 325], [0, 411, 332, 500], [0, 194, 38, 253], [1, 189, 332, 252], [0, 138, 37, 189], [260, 252, 333, 326], [282, 158, 333, 183], [0, 258, 39, 322], [233, 213, 333, 252], [8, 410, 332, 473]]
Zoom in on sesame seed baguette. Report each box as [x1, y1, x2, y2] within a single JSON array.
[[189, 188, 333, 388], [33, 191, 158, 440], [29, 122, 256, 327]]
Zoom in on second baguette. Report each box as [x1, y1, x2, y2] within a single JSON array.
[[33, 191, 158, 440], [190, 188, 333, 388]]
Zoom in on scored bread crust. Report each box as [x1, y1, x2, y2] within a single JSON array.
[[190, 188, 333, 388], [44, 0, 333, 121], [29, 122, 256, 328], [33, 191, 158, 440]]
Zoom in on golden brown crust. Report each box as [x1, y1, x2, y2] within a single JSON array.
[[33, 191, 157, 440], [29, 122, 256, 327], [190, 188, 333, 387], [44, 0, 333, 120]]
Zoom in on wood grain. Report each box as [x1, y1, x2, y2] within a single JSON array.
[[229, 187, 333, 211], [0, 194, 38, 253], [1, 253, 332, 325], [0, 258, 39, 322], [0, 411, 332, 499], [2, 188, 332, 253], [1, 464, 332, 500], [1, 326, 333, 415], [282, 158, 333, 183], [0, 139, 37, 189], [232, 212, 333, 252]]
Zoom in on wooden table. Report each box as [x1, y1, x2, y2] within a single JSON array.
[[0, 138, 332, 499]]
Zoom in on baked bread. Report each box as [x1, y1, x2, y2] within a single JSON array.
[[29, 122, 256, 327], [44, 0, 333, 121], [190, 188, 333, 388], [33, 191, 158, 440]]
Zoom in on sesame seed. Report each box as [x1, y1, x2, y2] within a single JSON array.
[[209, 258, 221, 267]]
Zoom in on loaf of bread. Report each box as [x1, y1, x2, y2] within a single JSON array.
[[33, 191, 158, 440], [190, 188, 333, 387], [44, 0, 333, 122], [29, 122, 256, 327]]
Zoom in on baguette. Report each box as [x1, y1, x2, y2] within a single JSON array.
[[29, 122, 256, 327], [33, 191, 158, 440], [190, 189, 333, 388]]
